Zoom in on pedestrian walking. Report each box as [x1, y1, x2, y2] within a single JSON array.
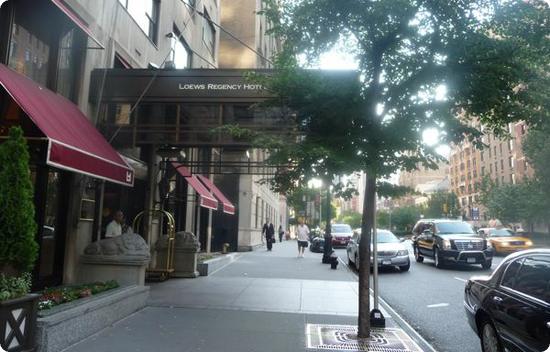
[[296, 219, 310, 258], [263, 219, 275, 251], [278, 225, 285, 242]]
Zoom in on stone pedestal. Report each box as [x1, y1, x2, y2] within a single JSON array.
[[79, 233, 151, 286], [156, 231, 200, 278]]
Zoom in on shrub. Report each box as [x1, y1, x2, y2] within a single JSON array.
[[0, 127, 38, 273], [0, 273, 32, 301]]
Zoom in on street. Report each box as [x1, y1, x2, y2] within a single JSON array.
[[332, 242, 505, 352]]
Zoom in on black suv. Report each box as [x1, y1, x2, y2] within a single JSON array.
[[412, 219, 493, 269]]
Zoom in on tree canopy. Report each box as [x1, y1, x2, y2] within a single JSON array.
[[259, 0, 548, 337]]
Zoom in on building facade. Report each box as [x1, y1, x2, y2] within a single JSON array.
[[449, 121, 534, 223], [218, 0, 286, 250], [397, 160, 449, 207], [0, 0, 285, 290]]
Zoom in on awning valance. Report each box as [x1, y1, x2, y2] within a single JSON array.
[[51, 0, 104, 48], [0, 64, 134, 186], [197, 175, 235, 215], [172, 163, 218, 210]]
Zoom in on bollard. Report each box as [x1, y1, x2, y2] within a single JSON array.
[[222, 243, 230, 254], [330, 251, 339, 269]]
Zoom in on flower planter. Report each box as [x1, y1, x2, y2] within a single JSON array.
[[35, 285, 149, 352], [0, 293, 40, 352]]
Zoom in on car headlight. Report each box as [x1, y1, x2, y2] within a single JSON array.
[[442, 239, 452, 250], [526, 240, 533, 246], [397, 249, 409, 256]]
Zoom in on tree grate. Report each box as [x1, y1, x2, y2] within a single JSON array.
[[306, 324, 424, 352]]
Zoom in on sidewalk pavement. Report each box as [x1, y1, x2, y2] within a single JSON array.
[[65, 240, 434, 352]]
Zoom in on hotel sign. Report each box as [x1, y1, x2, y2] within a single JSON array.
[[90, 69, 273, 103]]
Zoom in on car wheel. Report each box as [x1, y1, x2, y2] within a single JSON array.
[[414, 246, 424, 263], [480, 320, 503, 352], [482, 260, 492, 270], [399, 263, 410, 272], [434, 247, 444, 269], [348, 252, 353, 266]]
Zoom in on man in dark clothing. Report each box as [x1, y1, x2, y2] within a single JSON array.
[[262, 219, 275, 251]]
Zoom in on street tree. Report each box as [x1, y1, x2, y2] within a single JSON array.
[[479, 178, 545, 229], [260, 0, 548, 337], [424, 191, 459, 219]]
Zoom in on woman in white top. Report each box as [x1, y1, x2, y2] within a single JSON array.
[[296, 218, 310, 257]]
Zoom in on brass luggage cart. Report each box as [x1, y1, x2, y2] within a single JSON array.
[[133, 209, 176, 281]]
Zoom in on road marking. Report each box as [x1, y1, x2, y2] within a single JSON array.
[[454, 277, 467, 283], [427, 303, 449, 308]]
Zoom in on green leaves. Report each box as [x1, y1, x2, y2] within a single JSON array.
[[0, 127, 38, 274]]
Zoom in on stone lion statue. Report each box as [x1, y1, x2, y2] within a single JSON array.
[[84, 233, 150, 259]]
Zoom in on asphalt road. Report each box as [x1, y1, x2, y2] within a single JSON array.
[[333, 242, 505, 352]]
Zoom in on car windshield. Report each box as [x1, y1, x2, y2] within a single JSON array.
[[489, 228, 514, 237], [375, 230, 399, 243], [435, 222, 475, 235], [332, 224, 352, 233]]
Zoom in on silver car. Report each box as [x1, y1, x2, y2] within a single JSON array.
[[347, 229, 410, 272]]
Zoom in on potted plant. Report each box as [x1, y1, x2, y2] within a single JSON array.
[[0, 127, 39, 352]]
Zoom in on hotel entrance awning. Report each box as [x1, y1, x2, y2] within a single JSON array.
[[197, 175, 235, 215], [0, 64, 134, 186], [172, 163, 218, 210]]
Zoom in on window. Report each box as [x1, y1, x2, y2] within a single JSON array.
[[202, 9, 215, 55], [494, 146, 497, 157], [500, 159, 504, 172], [514, 257, 550, 303], [119, 0, 159, 43], [508, 139, 513, 151], [495, 162, 498, 173], [8, 22, 50, 86], [501, 258, 523, 288], [481, 167, 485, 176], [172, 27, 192, 68], [510, 174, 515, 184], [480, 152, 484, 161], [509, 157, 514, 168]]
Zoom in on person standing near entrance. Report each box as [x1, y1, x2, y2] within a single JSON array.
[[278, 225, 285, 242], [263, 219, 275, 251], [105, 210, 124, 238], [296, 219, 310, 258]]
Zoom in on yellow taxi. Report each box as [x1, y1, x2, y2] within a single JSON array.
[[477, 227, 533, 254]]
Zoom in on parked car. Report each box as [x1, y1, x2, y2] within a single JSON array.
[[347, 229, 410, 272], [412, 219, 493, 269], [331, 224, 353, 247], [309, 237, 325, 253], [464, 249, 550, 352], [478, 227, 533, 254]]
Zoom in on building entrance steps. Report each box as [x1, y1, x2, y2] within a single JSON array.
[[64, 241, 435, 352]]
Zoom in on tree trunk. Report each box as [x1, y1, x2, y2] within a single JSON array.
[[358, 173, 376, 338]]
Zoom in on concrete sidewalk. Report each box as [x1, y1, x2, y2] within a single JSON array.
[[65, 240, 434, 352]]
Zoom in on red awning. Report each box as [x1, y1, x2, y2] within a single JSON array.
[[0, 64, 134, 186], [51, 0, 104, 48], [172, 163, 218, 210], [197, 175, 236, 215]]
